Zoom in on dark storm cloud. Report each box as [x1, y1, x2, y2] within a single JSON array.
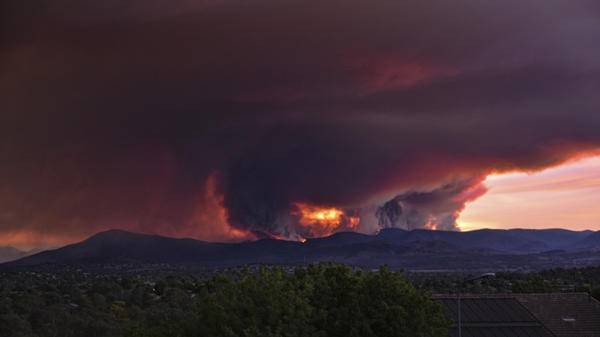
[[1, 0, 600, 245]]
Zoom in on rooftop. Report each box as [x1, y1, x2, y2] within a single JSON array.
[[435, 293, 600, 337], [434, 295, 554, 337], [515, 293, 600, 337]]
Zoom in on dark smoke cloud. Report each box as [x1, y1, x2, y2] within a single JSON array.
[[376, 177, 487, 231], [1, 0, 600, 246]]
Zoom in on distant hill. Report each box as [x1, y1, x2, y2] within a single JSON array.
[[572, 231, 600, 250], [307, 227, 590, 253], [372, 228, 592, 253], [4, 228, 600, 271], [0, 246, 28, 263], [8, 230, 304, 267], [10, 230, 230, 266]]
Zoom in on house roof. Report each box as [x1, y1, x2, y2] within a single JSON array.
[[435, 295, 555, 337], [515, 293, 600, 337]]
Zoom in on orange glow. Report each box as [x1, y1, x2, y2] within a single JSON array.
[[0, 173, 255, 250], [293, 202, 360, 238], [188, 172, 254, 242], [459, 156, 600, 231], [0, 230, 78, 251]]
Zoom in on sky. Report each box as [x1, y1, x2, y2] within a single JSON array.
[[459, 155, 600, 231], [1, 0, 600, 249]]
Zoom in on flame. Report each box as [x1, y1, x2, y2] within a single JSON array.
[[292, 202, 360, 238]]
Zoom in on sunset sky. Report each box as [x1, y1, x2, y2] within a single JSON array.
[[459, 155, 600, 231], [1, 0, 600, 249]]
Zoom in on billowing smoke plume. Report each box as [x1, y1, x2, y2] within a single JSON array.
[[1, 0, 600, 247], [376, 178, 487, 231]]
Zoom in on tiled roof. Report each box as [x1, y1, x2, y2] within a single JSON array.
[[435, 295, 555, 337], [515, 293, 600, 337]]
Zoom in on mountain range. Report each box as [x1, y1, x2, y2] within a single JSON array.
[[0, 246, 39, 263], [3, 228, 600, 271]]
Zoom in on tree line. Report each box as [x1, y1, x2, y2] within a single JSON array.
[[0, 264, 450, 337]]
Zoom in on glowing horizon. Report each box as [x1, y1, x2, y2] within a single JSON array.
[[458, 156, 600, 231]]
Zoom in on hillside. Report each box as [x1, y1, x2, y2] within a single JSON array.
[[0, 246, 27, 263], [5, 228, 600, 271]]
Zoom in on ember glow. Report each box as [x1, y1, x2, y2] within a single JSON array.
[[293, 203, 360, 238]]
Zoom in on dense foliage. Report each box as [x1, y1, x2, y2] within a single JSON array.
[[411, 266, 600, 298], [0, 265, 450, 337]]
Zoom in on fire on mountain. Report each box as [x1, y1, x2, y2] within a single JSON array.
[[292, 202, 360, 238]]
